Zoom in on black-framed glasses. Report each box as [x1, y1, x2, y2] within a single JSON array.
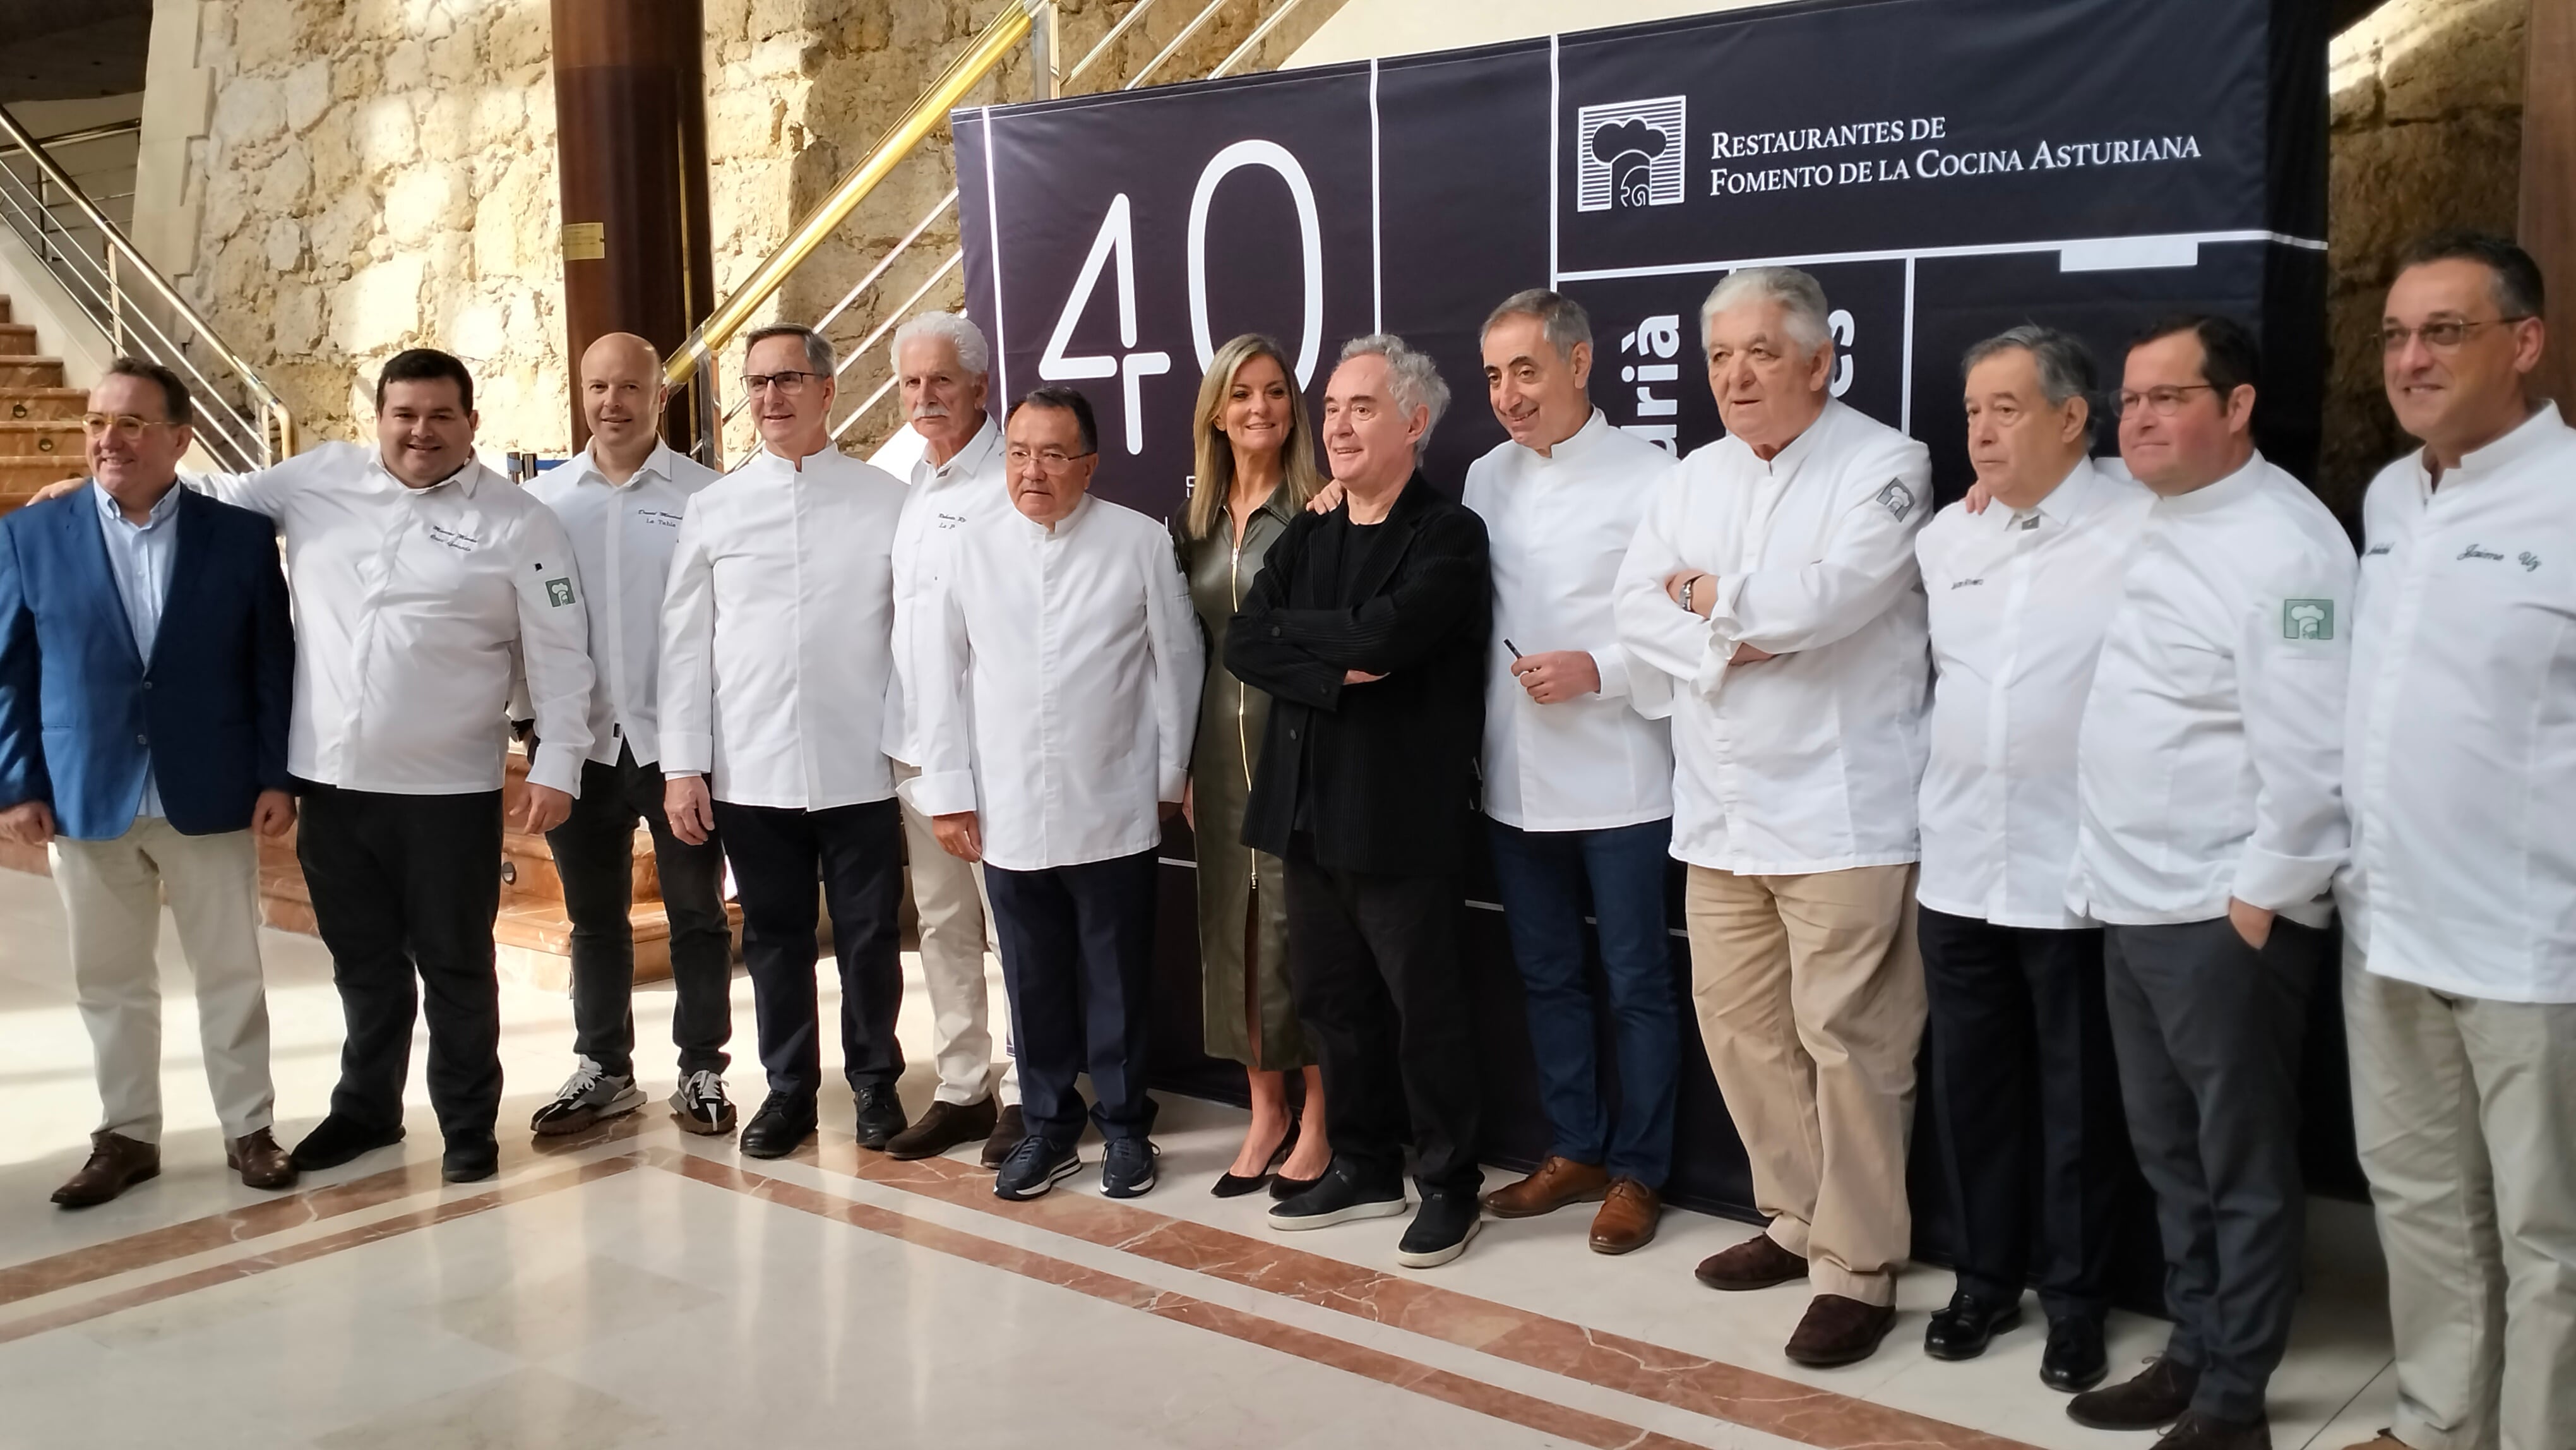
[[2379, 316, 2532, 354], [2114, 383, 2217, 419], [742, 371, 827, 394], [1005, 445, 1095, 470]]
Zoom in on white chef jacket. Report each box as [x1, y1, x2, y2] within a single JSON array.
[[657, 444, 905, 810], [903, 493, 1202, 873], [2068, 452, 2354, 928], [1613, 398, 1933, 874], [1467, 410, 1675, 832], [194, 441, 595, 796], [1916, 458, 2152, 928], [885, 417, 1010, 767], [523, 441, 720, 767], [2341, 403, 2576, 1002]]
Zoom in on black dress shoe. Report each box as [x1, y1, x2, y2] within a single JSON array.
[[1923, 1290, 2023, 1361], [1212, 1123, 1297, 1198], [290, 1114, 407, 1171], [853, 1085, 908, 1151], [441, 1135, 499, 1184], [2041, 1315, 2110, 1392], [740, 1094, 818, 1159]]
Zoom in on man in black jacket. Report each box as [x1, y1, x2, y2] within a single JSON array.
[[1229, 333, 1493, 1267]]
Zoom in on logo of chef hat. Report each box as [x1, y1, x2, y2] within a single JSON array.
[[1592, 119, 1671, 207]]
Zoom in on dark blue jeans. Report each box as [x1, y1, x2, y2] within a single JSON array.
[[1484, 816, 1681, 1186]]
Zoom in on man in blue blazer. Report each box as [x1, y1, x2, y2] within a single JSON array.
[[0, 359, 299, 1207]]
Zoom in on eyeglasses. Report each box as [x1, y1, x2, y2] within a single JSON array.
[[80, 413, 180, 439], [1005, 445, 1095, 470], [742, 371, 827, 395], [2113, 384, 2217, 419], [2378, 316, 2532, 354]]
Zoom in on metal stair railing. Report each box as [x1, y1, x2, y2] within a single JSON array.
[[665, 0, 1325, 466], [0, 104, 295, 470]]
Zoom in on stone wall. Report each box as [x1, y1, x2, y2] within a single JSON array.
[[2322, 0, 2525, 515], [168, 0, 1337, 460]]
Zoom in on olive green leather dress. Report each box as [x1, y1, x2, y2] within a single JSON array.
[[1178, 493, 1311, 1070]]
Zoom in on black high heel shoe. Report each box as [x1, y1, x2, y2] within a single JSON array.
[[1269, 1134, 1325, 1201], [1211, 1123, 1300, 1198]]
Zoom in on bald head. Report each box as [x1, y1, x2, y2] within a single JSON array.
[[581, 331, 667, 470]]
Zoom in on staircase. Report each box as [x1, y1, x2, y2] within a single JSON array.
[[0, 297, 87, 512]]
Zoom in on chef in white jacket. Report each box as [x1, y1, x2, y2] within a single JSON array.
[[2339, 232, 2576, 1450], [2059, 314, 2353, 1450], [1613, 265, 1931, 1370], [907, 385, 1201, 1206], [660, 324, 912, 1165]]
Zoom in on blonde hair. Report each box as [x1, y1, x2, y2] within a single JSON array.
[[1185, 333, 1321, 542]]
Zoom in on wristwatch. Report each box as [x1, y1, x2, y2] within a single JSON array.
[[1680, 576, 1696, 614]]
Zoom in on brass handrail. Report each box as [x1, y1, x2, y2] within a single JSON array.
[[0, 105, 289, 427], [0, 118, 142, 155], [662, 0, 1037, 390]]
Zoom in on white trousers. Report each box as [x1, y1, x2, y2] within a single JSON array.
[[52, 820, 276, 1142], [2346, 944, 2576, 1450], [894, 764, 1017, 1107]]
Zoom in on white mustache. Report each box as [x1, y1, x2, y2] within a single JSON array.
[[910, 402, 951, 421]]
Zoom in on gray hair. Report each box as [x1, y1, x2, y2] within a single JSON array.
[[746, 323, 834, 376], [1699, 266, 1832, 354], [1482, 289, 1592, 361], [1337, 332, 1451, 457], [889, 311, 991, 378], [1960, 325, 2098, 407]]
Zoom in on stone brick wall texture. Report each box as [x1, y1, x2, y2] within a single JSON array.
[[2322, 0, 2525, 517], [177, 0, 1336, 458]]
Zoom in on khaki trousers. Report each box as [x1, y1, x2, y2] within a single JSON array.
[[1685, 862, 1926, 1303], [51, 820, 276, 1142], [2346, 945, 2576, 1450], [895, 763, 1017, 1108]]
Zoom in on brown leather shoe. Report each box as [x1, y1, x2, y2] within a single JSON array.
[[1784, 1292, 1897, 1367], [51, 1130, 160, 1208], [225, 1128, 299, 1190], [1482, 1156, 1610, 1218], [885, 1096, 999, 1161], [1588, 1177, 1661, 1254], [2342, 1437, 2408, 1450], [2150, 1411, 2272, 1450], [1692, 1232, 1808, 1290], [2068, 1356, 2202, 1431]]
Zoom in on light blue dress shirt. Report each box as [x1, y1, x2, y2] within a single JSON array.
[[93, 481, 182, 820]]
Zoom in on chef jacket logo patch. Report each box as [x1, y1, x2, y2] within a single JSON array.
[[1874, 480, 1914, 521], [2282, 599, 2333, 641], [546, 578, 576, 608], [1575, 97, 1686, 212]]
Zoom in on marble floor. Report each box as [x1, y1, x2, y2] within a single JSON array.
[[0, 867, 2402, 1450]]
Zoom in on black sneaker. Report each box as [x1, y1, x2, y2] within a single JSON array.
[[854, 1084, 909, 1151], [442, 1134, 500, 1184], [1267, 1161, 1407, 1231], [290, 1113, 406, 1171], [739, 1093, 818, 1160], [1395, 1191, 1481, 1268], [1100, 1139, 1159, 1199], [669, 1070, 737, 1136], [993, 1135, 1081, 1201], [529, 1056, 645, 1136], [980, 1105, 1025, 1169]]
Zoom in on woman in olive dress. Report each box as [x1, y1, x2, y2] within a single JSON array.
[[1177, 333, 1332, 1197]]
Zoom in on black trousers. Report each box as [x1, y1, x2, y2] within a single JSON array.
[[544, 745, 734, 1081], [1284, 842, 1481, 1197], [984, 849, 1159, 1146], [1919, 907, 2130, 1322], [2104, 916, 2323, 1424], [712, 797, 905, 1101], [295, 781, 504, 1144]]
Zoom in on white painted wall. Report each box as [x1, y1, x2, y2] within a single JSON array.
[[1285, 0, 1784, 67], [0, 225, 120, 391]]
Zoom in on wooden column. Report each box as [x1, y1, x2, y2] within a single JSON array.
[[551, 0, 715, 450], [2524, 0, 2576, 409]]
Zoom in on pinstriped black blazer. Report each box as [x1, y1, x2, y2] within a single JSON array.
[[1226, 472, 1489, 876]]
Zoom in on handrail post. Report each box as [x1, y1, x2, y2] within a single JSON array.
[[1029, 1, 1058, 100], [689, 358, 722, 469]]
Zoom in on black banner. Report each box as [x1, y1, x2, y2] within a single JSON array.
[[957, 0, 2327, 510]]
